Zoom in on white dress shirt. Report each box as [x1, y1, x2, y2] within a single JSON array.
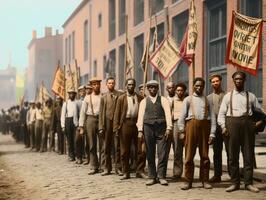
[[126, 93, 139, 118], [61, 99, 78, 128]]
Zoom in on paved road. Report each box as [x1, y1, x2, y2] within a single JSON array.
[[0, 134, 265, 200]]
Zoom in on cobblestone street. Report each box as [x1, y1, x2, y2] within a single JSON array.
[[0, 134, 265, 200]]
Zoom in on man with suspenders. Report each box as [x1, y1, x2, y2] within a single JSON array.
[[178, 77, 216, 190], [218, 71, 264, 193]]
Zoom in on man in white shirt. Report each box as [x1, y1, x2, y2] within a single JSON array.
[[79, 77, 102, 175], [218, 71, 264, 193], [27, 102, 36, 149], [35, 102, 44, 152], [61, 89, 78, 161], [137, 80, 172, 186]]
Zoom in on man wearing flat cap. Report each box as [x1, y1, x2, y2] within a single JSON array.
[[207, 74, 229, 183], [61, 89, 79, 161], [79, 77, 103, 174], [137, 80, 172, 186], [218, 71, 265, 193], [75, 85, 86, 164]]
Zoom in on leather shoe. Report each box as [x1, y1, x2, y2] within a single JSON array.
[[181, 182, 192, 190], [83, 160, 90, 165], [115, 169, 123, 176], [209, 176, 221, 183], [120, 174, 130, 180], [88, 169, 98, 175], [145, 179, 157, 186], [75, 159, 83, 164], [101, 170, 111, 176], [136, 172, 148, 179], [202, 182, 212, 189], [225, 184, 240, 192], [158, 178, 168, 186], [245, 184, 259, 193], [69, 157, 75, 162]]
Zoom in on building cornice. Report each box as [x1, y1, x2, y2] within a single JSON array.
[[62, 0, 90, 28]]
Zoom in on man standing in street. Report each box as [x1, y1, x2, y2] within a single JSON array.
[[99, 77, 123, 176], [26, 102, 36, 150], [61, 89, 78, 161], [79, 78, 102, 174], [20, 101, 30, 148], [113, 78, 143, 180], [53, 96, 64, 155], [207, 74, 229, 183], [218, 71, 264, 193], [137, 80, 172, 186], [178, 77, 216, 190], [171, 82, 187, 180], [35, 102, 44, 152]]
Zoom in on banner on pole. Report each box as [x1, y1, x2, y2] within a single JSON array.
[[149, 36, 181, 80], [51, 66, 65, 99], [225, 11, 263, 76]]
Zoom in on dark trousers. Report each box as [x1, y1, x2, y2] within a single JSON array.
[[226, 116, 255, 185], [212, 125, 229, 177], [144, 122, 169, 179], [120, 119, 138, 175], [85, 116, 101, 170], [35, 120, 43, 151], [75, 129, 84, 160], [136, 135, 146, 173], [56, 123, 64, 154], [104, 118, 121, 172], [29, 123, 35, 148], [65, 117, 75, 159], [22, 124, 30, 147], [184, 119, 210, 182]]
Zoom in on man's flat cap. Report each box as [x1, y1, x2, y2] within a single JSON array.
[[89, 77, 102, 83], [78, 85, 85, 90], [146, 80, 159, 87], [67, 88, 77, 93]]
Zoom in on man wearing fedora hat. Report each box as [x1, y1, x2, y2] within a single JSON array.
[[137, 80, 172, 186], [79, 77, 103, 174], [61, 88, 79, 161]]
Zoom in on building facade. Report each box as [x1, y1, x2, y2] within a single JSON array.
[[63, 0, 265, 109], [26, 27, 63, 101]]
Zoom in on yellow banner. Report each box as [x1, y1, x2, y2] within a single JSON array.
[[149, 36, 181, 79], [226, 11, 262, 75], [186, 0, 198, 55], [51, 67, 65, 99]]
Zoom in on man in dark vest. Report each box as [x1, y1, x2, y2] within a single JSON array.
[[137, 80, 172, 186], [218, 71, 264, 193]]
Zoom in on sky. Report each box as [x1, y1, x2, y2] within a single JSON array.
[[0, 0, 82, 72]]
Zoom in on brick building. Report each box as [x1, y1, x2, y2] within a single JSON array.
[[63, 0, 265, 109], [26, 27, 63, 101]]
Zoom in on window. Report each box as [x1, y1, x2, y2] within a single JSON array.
[[84, 20, 89, 61], [119, 0, 126, 35], [93, 60, 97, 77], [151, 0, 164, 15], [134, 0, 144, 26], [134, 34, 144, 87], [80, 73, 89, 85], [98, 13, 102, 28], [172, 11, 189, 90], [109, 0, 116, 41], [109, 49, 116, 78], [119, 44, 125, 89], [65, 38, 68, 64], [103, 55, 107, 79], [206, 0, 227, 93], [72, 31, 75, 60], [240, 0, 262, 100], [68, 35, 71, 63]]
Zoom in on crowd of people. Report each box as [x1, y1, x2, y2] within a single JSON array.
[[0, 71, 265, 193]]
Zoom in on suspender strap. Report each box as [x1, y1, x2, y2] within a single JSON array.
[[90, 94, 95, 116], [230, 91, 233, 116], [190, 96, 195, 118], [246, 91, 249, 116], [229, 90, 249, 117]]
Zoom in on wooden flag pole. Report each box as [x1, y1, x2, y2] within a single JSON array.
[[124, 14, 128, 83]]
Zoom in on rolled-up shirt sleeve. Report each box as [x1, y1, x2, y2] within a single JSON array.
[[136, 98, 146, 132], [217, 94, 229, 129], [161, 96, 173, 130]]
